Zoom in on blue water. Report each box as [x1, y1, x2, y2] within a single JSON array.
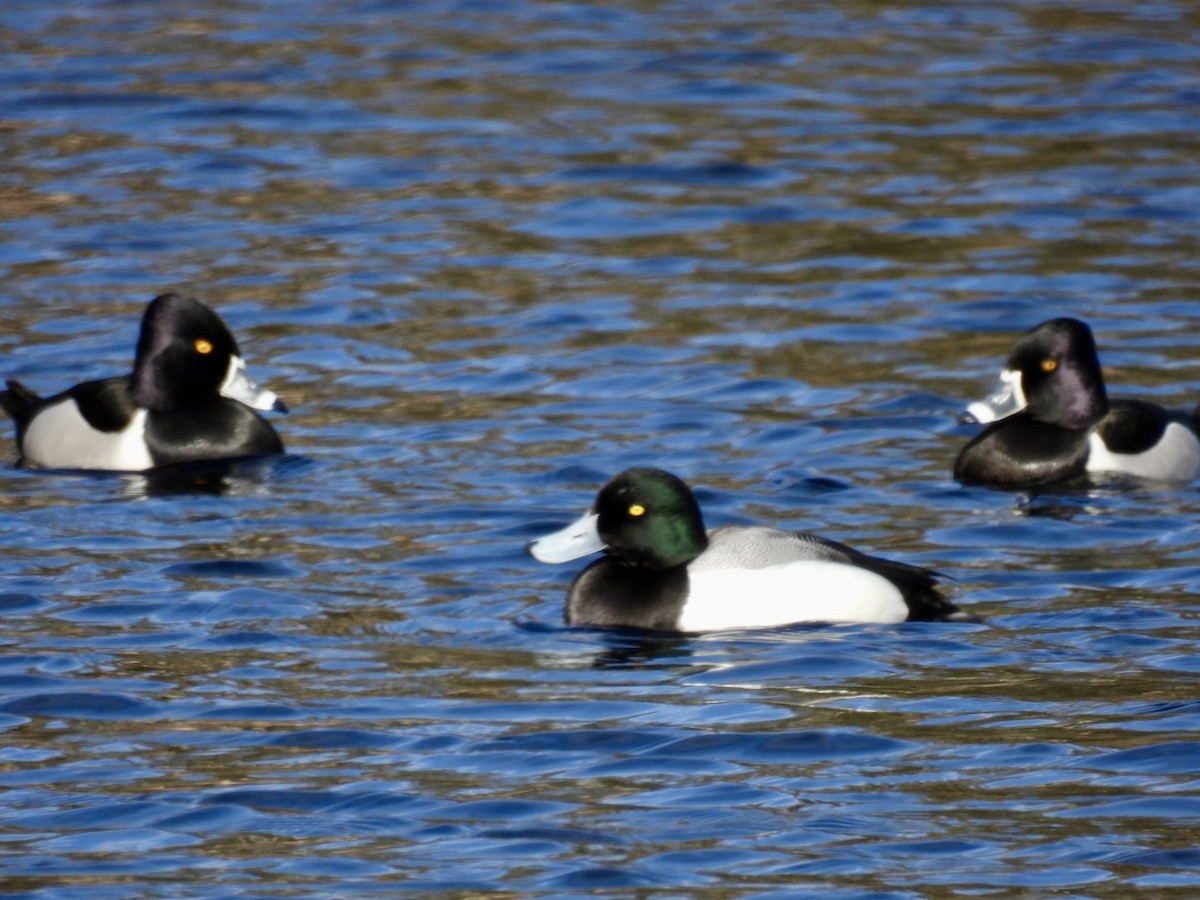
[[2, 1, 1200, 895]]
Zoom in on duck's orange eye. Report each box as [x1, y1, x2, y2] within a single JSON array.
[[194, 338, 213, 355], [628, 504, 645, 517], [1041, 358, 1058, 373]]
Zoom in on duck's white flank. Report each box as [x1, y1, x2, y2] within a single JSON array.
[[1086, 423, 1200, 481], [22, 402, 153, 470], [675, 560, 909, 631]]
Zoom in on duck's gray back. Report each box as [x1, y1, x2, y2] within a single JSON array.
[[691, 525, 853, 571]]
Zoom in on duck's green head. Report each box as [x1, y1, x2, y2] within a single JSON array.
[[593, 468, 708, 569], [529, 467, 710, 570]]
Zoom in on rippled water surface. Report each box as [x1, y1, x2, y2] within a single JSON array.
[[3, 1, 1200, 895]]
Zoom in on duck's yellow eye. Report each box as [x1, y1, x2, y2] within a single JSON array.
[[1041, 358, 1057, 373], [194, 338, 213, 355], [628, 504, 645, 517]]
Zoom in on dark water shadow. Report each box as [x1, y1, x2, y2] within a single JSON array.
[[1012, 475, 1194, 521], [4, 453, 315, 498], [515, 618, 699, 670], [118, 453, 315, 498], [584, 627, 701, 670]]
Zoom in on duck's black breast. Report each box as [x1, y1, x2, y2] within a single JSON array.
[[954, 416, 1091, 486], [145, 401, 283, 467], [565, 557, 689, 631]]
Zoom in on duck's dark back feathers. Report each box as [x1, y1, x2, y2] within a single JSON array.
[[1097, 399, 1174, 455], [71, 378, 139, 432], [0, 380, 41, 430]]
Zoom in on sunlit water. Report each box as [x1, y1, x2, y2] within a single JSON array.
[[2, 1, 1200, 896]]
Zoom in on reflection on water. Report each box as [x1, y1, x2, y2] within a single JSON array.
[[1, 0, 1200, 895], [113, 455, 314, 498]]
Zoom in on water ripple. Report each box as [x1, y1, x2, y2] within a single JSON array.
[[1, 0, 1199, 895]]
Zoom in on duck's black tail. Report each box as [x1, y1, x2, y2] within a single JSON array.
[[0, 380, 42, 427]]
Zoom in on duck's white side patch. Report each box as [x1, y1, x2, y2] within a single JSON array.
[[1086, 423, 1200, 481], [676, 561, 909, 631], [22, 402, 153, 471]]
